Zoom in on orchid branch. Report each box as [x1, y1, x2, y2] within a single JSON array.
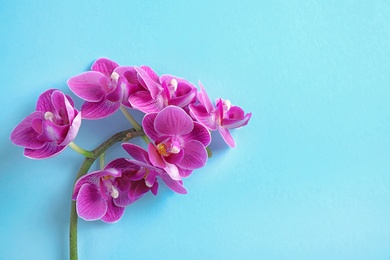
[[119, 105, 150, 144], [69, 128, 145, 260]]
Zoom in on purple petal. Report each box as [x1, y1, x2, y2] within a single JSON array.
[[182, 122, 211, 147], [164, 162, 181, 181], [218, 127, 236, 148], [10, 112, 45, 149], [80, 99, 120, 119], [35, 89, 56, 113], [127, 159, 157, 172], [189, 104, 217, 131], [76, 183, 107, 221], [168, 90, 197, 108], [128, 181, 150, 203], [164, 150, 184, 165], [148, 143, 166, 168], [159, 76, 197, 107], [140, 65, 159, 82], [129, 91, 164, 113], [91, 58, 119, 76], [178, 140, 208, 170], [24, 143, 67, 159], [73, 171, 100, 200], [50, 90, 75, 120], [59, 112, 82, 146], [145, 171, 157, 187], [67, 71, 107, 102], [38, 119, 69, 143], [142, 113, 160, 141], [115, 66, 139, 85], [101, 198, 125, 223], [151, 181, 159, 195], [159, 173, 187, 194], [113, 189, 133, 207], [154, 106, 194, 136], [178, 168, 193, 178], [222, 112, 252, 129], [106, 75, 131, 104], [135, 66, 162, 99], [198, 81, 214, 113], [122, 143, 150, 164], [105, 158, 138, 170]]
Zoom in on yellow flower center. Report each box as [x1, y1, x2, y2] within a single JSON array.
[[156, 143, 169, 156]]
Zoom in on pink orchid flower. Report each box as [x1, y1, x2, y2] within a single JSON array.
[[10, 89, 81, 159], [67, 58, 142, 119], [122, 143, 188, 194], [189, 82, 252, 148], [73, 158, 158, 223], [142, 106, 211, 178], [129, 66, 197, 113]]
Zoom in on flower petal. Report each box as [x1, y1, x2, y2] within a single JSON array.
[[182, 122, 211, 147], [140, 65, 159, 82], [67, 71, 107, 102], [115, 66, 139, 85], [154, 106, 193, 135], [178, 168, 193, 178], [73, 171, 100, 200], [164, 162, 181, 181], [129, 90, 163, 113], [151, 181, 159, 195], [222, 112, 252, 129], [128, 181, 150, 203], [24, 143, 67, 159], [178, 140, 208, 170], [59, 112, 82, 146], [101, 199, 125, 223], [135, 66, 162, 99], [168, 90, 197, 108], [189, 104, 217, 131], [80, 99, 120, 119], [198, 81, 214, 114], [142, 113, 160, 141], [38, 119, 69, 143], [76, 183, 107, 221], [218, 127, 236, 148], [10, 112, 45, 149], [122, 143, 150, 163], [113, 189, 133, 207], [164, 150, 184, 165], [50, 90, 75, 121], [159, 172, 187, 194], [91, 58, 119, 76], [105, 158, 138, 170], [148, 143, 166, 168], [35, 89, 56, 113]]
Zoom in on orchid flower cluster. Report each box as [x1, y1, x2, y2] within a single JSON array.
[[10, 58, 252, 224]]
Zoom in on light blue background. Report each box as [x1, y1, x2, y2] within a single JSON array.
[[1, 1, 390, 259]]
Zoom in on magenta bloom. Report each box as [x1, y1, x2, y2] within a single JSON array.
[[10, 89, 81, 159], [73, 158, 158, 223], [129, 66, 197, 113], [142, 106, 211, 177], [122, 143, 187, 194], [189, 82, 252, 148], [67, 58, 142, 119]]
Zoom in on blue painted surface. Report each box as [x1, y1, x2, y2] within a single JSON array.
[[1, 1, 390, 259]]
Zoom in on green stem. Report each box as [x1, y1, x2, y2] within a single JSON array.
[[99, 152, 106, 170], [119, 105, 142, 131], [69, 128, 145, 260], [119, 105, 150, 144], [68, 142, 94, 158]]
